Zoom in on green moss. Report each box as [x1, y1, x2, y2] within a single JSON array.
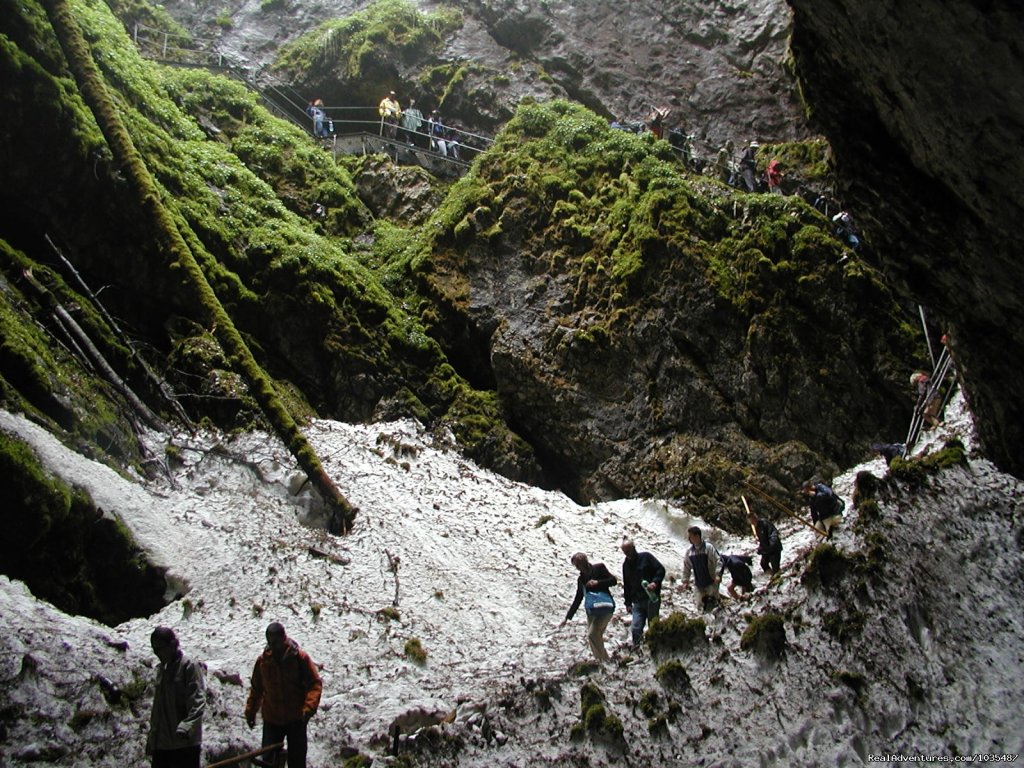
[[890, 441, 967, 486], [654, 659, 691, 691], [638, 689, 661, 718], [801, 544, 853, 589], [404, 637, 427, 663], [645, 612, 707, 656], [648, 715, 669, 737], [0, 431, 165, 625], [740, 614, 786, 660], [822, 609, 866, 644], [273, 0, 462, 85], [377, 606, 401, 621], [568, 660, 602, 677]]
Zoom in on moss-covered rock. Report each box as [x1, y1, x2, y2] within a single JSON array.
[[416, 99, 921, 525], [740, 613, 787, 661], [646, 612, 707, 657], [654, 659, 691, 691], [0, 431, 166, 624], [801, 543, 853, 589]]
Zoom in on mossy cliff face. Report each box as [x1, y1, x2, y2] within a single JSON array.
[[787, 0, 1024, 478], [418, 100, 918, 525], [0, 0, 538, 476]]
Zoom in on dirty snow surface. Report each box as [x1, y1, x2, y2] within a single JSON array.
[[1, 392, 1023, 766]]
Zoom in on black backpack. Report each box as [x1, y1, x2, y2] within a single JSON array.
[[832, 494, 846, 516]]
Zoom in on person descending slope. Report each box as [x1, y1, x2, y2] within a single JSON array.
[[559, 552, 618, 663], [620, 538, 666, 647]]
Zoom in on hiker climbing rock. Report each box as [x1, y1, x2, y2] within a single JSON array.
[[803, 481, 845, 539], [244, 623, 322, 768], [718, 554, 755, 599], [746, 509, 782, 574], [872, 441, 906, 466], [147, 626, 205, 768], [832, 210, 860, 250], [559, 552, 618, 663], [620, 537, 666, 647], [378, 91, 401, 139], [681, 526, 722, 612], [428, 111, 448, 155], [911, 371, 942, 429], [716, 139, 735, 185]]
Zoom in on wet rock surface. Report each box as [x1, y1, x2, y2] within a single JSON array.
[[786, 0, 1024, 478]]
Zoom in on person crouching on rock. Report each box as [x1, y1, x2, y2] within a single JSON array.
[[718, 554, 755, 599], [559, 552, 618, 663]]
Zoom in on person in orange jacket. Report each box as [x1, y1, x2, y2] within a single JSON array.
[[244, 623, 322, 768]]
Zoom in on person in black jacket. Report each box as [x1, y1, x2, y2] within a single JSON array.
[[620, 538, 666, 647], [746, 510, 782, 574], [559, 552, 618, 663], [718, 554, 755, 599], [804, 481, 844, 539]]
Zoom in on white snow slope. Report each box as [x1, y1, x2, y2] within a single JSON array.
[[1, 392, 1022, 766]]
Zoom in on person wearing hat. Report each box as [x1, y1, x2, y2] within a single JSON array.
[[739, 140, 759, 192], [378, 90, 401, 139]]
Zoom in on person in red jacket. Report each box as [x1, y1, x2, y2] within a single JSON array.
[[244, 623, 322, 768], [766, 159, 784, 194]]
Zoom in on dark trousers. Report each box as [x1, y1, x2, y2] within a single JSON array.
[[760, 547, 782, 573], [263, 720, 308, 768], [152, 746, 201, 768]]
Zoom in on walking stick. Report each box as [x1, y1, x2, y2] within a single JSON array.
[[206, 742, 285, 768], [742, 481, 826, 538], [741, 495, 758, 540]]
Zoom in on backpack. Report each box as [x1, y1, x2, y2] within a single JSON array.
[[832, 494, 846, 516]]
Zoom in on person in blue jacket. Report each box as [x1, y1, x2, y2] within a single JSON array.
[[620, 538, 666, 647]]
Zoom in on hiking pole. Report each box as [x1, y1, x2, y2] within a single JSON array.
[[206, 742, 285, 768], [919, 305, 936, 369], [741, 481, 826, 538], [741, 495, 758, 540]]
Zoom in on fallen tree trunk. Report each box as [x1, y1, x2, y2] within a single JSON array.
[[41, 0, 357, 532]]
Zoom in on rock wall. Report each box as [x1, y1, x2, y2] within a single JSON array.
[[786, 0, 1024, 478]]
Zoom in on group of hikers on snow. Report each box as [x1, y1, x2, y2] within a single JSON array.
[[560, 482, 848, 664], [147, 622, 321, 768]]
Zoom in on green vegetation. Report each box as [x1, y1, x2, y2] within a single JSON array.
[[890, 440, 968, 486], [404, 637, 427, 663], [645, 612, 707, 656], [0, 431, 166, 624], [740, 613, 787, 660], [574, 682, 624, 744], [801, 543, 853, 589], [273, 0, 462, 83], [655, 659, 691, 690]]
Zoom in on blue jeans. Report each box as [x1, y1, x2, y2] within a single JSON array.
[[630, 599, 659, 645]]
